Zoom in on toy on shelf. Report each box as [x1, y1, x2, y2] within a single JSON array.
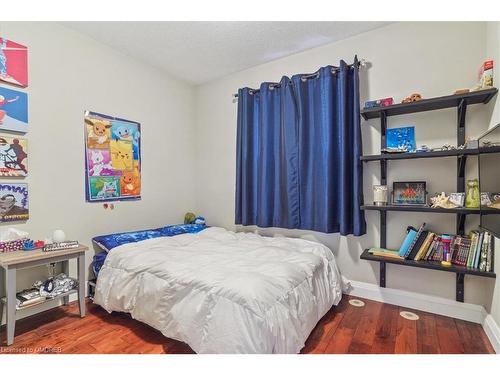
[[471, 60, 494, 91], [454, 88, 470, 95], [401, 93, 423, 104], [364, 97, 394, 109], [440, 235, 453, 267], [465, 179, 480, 208]]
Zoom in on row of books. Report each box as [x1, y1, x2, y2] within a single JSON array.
[[15, 288, 46, 309], [368, 223, 495, 272]]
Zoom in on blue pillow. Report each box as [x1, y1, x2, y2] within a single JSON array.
[[92, 223, 207, 252]]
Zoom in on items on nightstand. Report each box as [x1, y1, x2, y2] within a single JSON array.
[[465, 179, 480, 208], [52, 229, 66, 243], [15, 288, 46, 309], [373, 185, 388, 206], [33, 273, 78, 299], [0, 228, 29, 252], [43, 241, 79, 252], [22, 240, 45, 251], [401, 93, 423, 104]]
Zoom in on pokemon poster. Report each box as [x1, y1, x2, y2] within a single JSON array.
[[84, 110, 141, 202], [0, 183, 29, 222], [0, 136, 28, 177], [0, 37, 28, 88], [0, 86, 28, 133]]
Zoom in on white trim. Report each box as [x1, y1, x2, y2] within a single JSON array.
[[346, 280, 487, 324], [483, 314, 500, 354]]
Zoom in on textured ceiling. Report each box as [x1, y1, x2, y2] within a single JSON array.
[[63, 22, 391, 85]]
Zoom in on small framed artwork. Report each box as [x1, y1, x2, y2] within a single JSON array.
[[0, 136, 27, 177], [392, 181, 427, 205], [386, 126, 416, 152], [0, 37, 28, 87], [0, 183, 28, 222], [449, 192, 466, 207], [0, 86, 28, 133]]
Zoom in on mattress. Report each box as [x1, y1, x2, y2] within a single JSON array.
[[94, 227, 345, 353]]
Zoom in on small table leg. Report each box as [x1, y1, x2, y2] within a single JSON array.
[[62, 260, 70, 306], [6, 267, 16, 346], [77, 253, 86, 317]]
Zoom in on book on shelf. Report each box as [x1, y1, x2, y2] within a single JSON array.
[[15, 288, 46, 309], [403, 223, 426, 259], [415, 232, 435, 261], [368, 248, 403, 259]]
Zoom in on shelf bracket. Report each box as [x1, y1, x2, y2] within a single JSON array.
[[456, 213, 466, 236], [457, 99, 467, 147], [456, 273, 465, 302], [380, 261, 386, 288]]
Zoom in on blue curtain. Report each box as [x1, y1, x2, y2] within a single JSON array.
[[235, 59, 366, 236]]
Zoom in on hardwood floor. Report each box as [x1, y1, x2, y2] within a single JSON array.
[[0, 295, 494, 354]]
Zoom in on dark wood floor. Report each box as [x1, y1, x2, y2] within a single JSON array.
[[0, 296, 494, 354]]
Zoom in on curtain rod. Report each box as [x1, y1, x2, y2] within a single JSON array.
[[232, 58, 368, 98]]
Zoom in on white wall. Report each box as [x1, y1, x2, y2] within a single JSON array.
[[0, 22, 197, 320], [194, 22, 499, 310], [486, 21, 500, 327]]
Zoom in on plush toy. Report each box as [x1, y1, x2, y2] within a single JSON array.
[[184, 212, 196, 224], [194, 216, 206, 225], [401, 93, 422, 104]]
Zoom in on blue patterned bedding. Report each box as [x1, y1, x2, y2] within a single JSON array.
[[92, 224, 207, 276]]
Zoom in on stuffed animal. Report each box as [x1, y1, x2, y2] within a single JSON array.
[[184, 212, 196, 224], [401, 93, 422, 104]]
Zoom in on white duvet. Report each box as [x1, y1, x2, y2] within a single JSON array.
[[94, 227, 344, 354]]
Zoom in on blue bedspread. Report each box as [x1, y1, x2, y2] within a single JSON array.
[[92, 224, 207, 277]]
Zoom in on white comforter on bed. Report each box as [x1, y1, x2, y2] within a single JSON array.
[[94, 227, 344, 354]]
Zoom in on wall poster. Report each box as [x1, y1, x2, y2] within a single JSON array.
[[84, 110, 141, 202]]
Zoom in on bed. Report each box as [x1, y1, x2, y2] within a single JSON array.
[[93, 226, 346, 354]]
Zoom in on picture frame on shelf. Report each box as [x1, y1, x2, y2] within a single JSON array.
[[392, 181, 427, 206]]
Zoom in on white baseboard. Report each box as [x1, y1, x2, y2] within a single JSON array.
[[347, 280, 488, 323], [483, 314, 500, 354], [347, 280, 498, 353]]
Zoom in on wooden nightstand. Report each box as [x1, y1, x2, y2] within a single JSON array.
[[0, 244, 89, 346]]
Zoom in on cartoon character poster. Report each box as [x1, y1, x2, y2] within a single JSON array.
[[0, 86, 28, 133], [0, 136, 28, 177], [0, 183, 29, 222], [0, 37, 28, 88], [85, 110, 141, 202]]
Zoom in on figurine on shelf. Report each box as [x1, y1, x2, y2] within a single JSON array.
[[430, 192, 459, 209], [401, 93, 423, 104], [465, 179, 480, 208], [415, 145, 429, 153]]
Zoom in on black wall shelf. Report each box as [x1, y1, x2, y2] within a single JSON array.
[[359, 87, 498, 303], [361, 204, 500, 215], [361, 88, 498, 120], [361, 146, 500, 162], [360, 249, 496, 278]]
